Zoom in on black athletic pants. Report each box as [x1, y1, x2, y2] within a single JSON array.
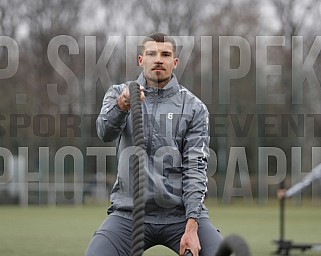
[[85, 215, 223, 256]]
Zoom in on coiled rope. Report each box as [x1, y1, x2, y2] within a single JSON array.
[[129, 82, 251, 256], [129, 82, 146, 256], [215, 234, 251, 256]]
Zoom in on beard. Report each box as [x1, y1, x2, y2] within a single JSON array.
[[145, 72, 172, 86]]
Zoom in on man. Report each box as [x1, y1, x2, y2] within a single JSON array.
[[85, 32, 222, 256]]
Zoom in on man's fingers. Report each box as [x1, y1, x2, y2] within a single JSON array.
[[123, 87, 130, 99], [119, 84, 144, 111], [123, 95, 130, 105], [121, 87, 130, 104], [122, 85, 144, 103], [140, 85, 145, 102], [191, 248, 199, 256], [179, 244, 186, 256]]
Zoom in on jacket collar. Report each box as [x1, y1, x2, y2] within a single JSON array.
[[136, 71, 180, 98]]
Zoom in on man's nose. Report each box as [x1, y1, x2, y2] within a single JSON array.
[[154, 54, 163, 63]]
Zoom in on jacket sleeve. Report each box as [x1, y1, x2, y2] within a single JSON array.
[[181, 101, 210, 220], [286, 163, 321, 197], [96, 84, 129, 142]]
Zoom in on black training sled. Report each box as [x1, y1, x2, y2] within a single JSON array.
[[273, 195, 321, 255]]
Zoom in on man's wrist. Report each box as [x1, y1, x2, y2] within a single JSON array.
[[185, 218, 199, 232], [188, 217, 199, 224]]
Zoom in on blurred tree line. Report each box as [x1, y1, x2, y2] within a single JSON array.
[[1, 0, 321, 199]]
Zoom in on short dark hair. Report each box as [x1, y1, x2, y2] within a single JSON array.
[[142, 32, 176, 54]]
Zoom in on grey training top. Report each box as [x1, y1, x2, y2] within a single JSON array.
[[96, 72, 210, 224]]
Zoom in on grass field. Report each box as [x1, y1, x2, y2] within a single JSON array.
[[0, 200, 320, 256]]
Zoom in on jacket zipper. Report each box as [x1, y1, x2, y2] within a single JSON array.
[[146, 90, 159, 155]]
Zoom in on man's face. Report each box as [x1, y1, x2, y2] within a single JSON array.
[[138, 41, 178, 88]]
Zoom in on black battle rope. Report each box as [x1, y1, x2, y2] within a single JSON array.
[[129, 82, 146, 256]]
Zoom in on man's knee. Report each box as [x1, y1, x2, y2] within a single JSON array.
[[85, 233, 119, 256]]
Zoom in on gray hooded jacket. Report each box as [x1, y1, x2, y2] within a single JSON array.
[[96, 72, 210, 224]]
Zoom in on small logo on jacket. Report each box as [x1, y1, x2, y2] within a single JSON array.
[[167, 113, 173, 119]]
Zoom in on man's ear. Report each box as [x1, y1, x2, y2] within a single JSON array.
[[138, 55, 143, 66], [173, 57, 179, 69]]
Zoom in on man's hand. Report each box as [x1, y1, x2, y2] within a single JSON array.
[[117, 85, 145, 111], [277, 189, 287, 200], [179, 218, 201, 256]]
